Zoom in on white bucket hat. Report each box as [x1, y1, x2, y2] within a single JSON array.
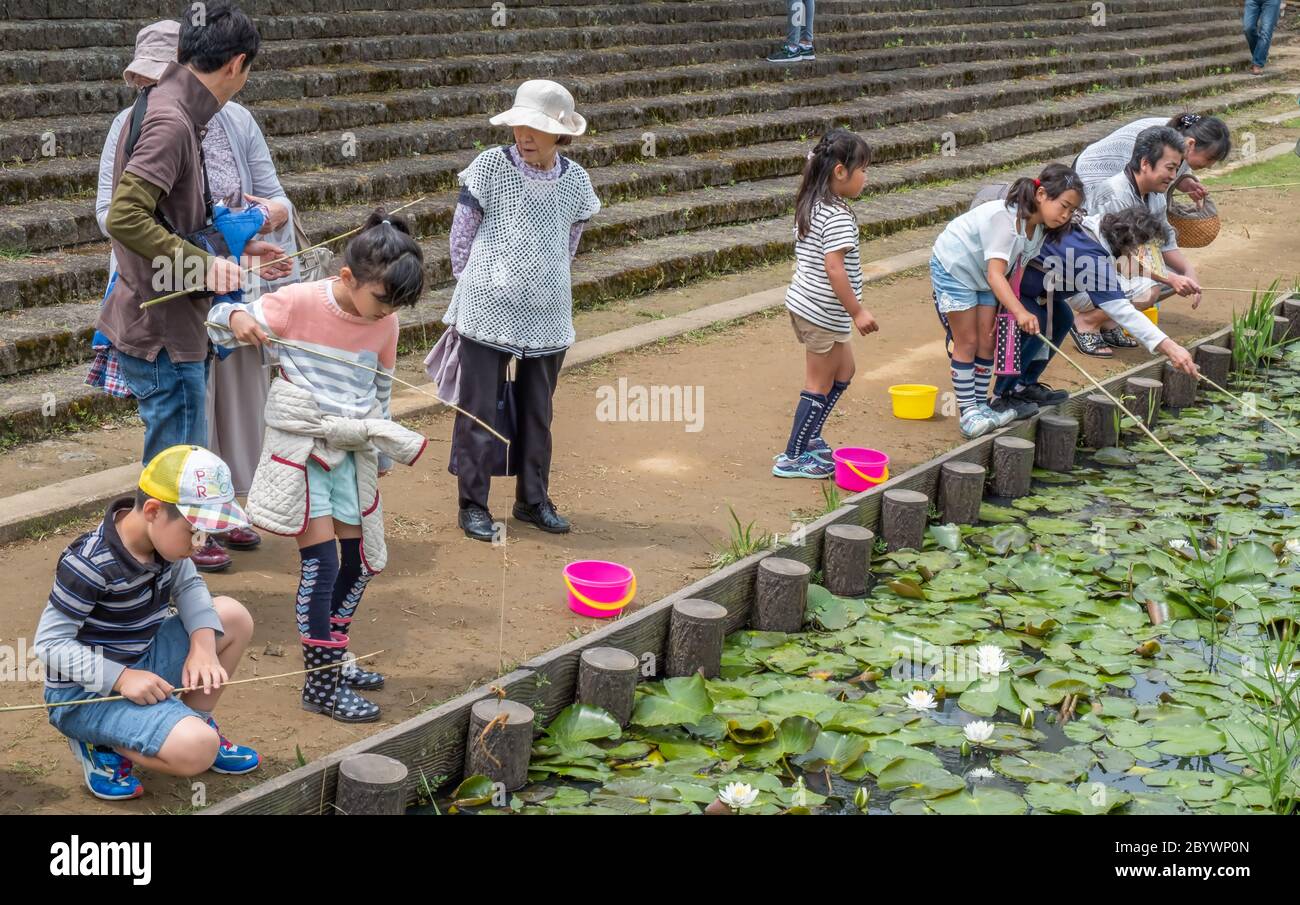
[[123, 19, 180, 86], [489, 79, 587, 136]]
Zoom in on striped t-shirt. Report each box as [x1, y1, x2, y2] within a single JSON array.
[[34, 497, 223, 694], [785, 201, 862, 334], [209, 277, 399, 420]]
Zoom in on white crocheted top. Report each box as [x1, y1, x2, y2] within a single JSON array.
[[443, 146, 601, 349]]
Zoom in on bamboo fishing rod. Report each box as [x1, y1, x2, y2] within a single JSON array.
[[203, 322, 511, 447], [1197, 372, 1300, 443], [1033, 333, 1216, 494], [140, 197, 428, 310], [0, 651, 384, 714]]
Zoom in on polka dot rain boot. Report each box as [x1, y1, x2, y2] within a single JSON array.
[[300, 635, 381, 723]]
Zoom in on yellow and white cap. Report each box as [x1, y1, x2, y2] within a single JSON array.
[[139, 445, 250, 533]]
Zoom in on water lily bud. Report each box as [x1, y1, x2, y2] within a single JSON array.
[[1020, 707, 1035, 728], [853, 786, 870, 811], [960, 740, 971, 757]]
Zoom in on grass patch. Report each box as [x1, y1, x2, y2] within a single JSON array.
[[1204, 150, 1300, 190]]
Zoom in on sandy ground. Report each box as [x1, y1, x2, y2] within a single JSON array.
[[1, 169, 1298, 814]]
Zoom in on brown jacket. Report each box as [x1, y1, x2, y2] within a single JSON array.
[[97, 62, 221, 363]]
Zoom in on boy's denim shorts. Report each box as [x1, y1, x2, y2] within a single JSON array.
[[931, 255, 996, 313], [45, 614, 210, 758]]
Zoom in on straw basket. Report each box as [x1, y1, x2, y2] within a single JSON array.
[[1167, 196, 1220, 249]]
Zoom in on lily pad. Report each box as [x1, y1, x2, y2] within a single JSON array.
[[928, 788, 1028, 815]]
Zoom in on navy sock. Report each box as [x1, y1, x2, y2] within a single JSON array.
[[331, 537, 373, 629], [784, 391, 827, 457], [297, 540, 339, 641], [811, 380, 850, 440]]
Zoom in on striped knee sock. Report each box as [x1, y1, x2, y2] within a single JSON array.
[[951, 360, 976, 414], [784, 391, 827, 458], [297, 540, 339, 641], [973, 356, 994, 405]]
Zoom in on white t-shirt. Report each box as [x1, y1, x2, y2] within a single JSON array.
[[932, 200, 1046, 292], [785, 201, 862, 333]]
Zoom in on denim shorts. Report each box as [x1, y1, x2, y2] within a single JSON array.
[[45, 614, 210, 758], [307, 452, 361, 525], [931, 255, 996, 313]]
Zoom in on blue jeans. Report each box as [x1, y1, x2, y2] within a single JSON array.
[[786, 0, 814, 47], [1244, 0, 1282, 68], [116, 347, 210, 464], [993, 291, 1074, 397]]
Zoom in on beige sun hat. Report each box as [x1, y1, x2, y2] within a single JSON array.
[[123, 20, 180, 86], [489, 79, 587, 136]]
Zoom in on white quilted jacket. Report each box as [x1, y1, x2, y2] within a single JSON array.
[[248, 377, 427, 573]]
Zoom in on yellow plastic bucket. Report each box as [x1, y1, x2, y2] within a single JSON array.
[[1141, 305, 1159, 326], [888, 384, 939, 419]]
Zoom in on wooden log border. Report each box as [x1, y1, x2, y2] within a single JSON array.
[[205, 297, 1296, 815]]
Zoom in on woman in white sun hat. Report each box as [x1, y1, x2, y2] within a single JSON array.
[[428, 79, 601, 541]]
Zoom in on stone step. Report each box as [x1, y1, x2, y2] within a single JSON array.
[[0, 75, 1279, 382], [0, 0, 1230, 52], [0, 38, 1251, 253], [0, 20, 1241, 210], [0, 0, 651, 18], [0, 12, 1237, 124], [0, 1, 1238, 85]]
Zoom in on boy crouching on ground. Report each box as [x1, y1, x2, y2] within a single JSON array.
[[33, 445, 259, 800]]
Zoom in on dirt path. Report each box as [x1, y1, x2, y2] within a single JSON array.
[[2, 175, 1297, 814]]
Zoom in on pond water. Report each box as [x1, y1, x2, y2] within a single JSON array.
[[426, 347, 1300, 816]]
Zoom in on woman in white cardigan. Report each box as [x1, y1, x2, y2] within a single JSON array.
[[94, 19, 303, 571]]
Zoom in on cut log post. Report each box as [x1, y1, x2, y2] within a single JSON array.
[[881, 488, 929, 551], [335, 754, 409, 815], [1083, 393, 1119, 449], [751, 559, 810, 633], [1283, 298, 1300, 341], [577, 647, 640, 725], [1123, 377, 1163, 429], [821, 525, 874, 598], [666, 599, 728, 676], [465, 699, 534, 792], [1272, 315, 1291, 345], [938, 461, 986, 525], [1161, 360, 1198, 408], [1034, 414, 1078, 472], [991, 436, 1035, 498], [1194, 344, 1231, 389]]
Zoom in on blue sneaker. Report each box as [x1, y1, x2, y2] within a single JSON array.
[[806, 437, 834, 462], [772, 451, 834, 479], [205, 717, 260, 775], [69, 738, 143, 801]]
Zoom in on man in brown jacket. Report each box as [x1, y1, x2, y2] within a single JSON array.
[[98, 3, 290, 465]]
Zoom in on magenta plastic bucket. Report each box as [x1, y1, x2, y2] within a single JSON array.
[[563, 560, 637, 618], [832, 447, 890, 492]]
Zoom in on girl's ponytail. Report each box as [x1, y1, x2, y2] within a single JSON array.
[[794, 129, 872, 240], [343, 207, 426, 308], [1003, 162, 1084, 238]]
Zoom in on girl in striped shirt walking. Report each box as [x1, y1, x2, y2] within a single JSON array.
[[774, 129, 878, 479]]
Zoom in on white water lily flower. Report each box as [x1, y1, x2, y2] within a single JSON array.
[[1269, 663, 1299, 684], [967, 767, 996, 782], [718, 781, 759, 810], [1285, 538, 1300, 556], [903, 689, 938, 712], [975, 644, 1010, 677], [963, 720, 995, 744], [1168, 538, 1193, 554]]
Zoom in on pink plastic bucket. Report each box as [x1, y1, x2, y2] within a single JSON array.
[[563, 560, 637, 618], [832, 447, 890, 492]]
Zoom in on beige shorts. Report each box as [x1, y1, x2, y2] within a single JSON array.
[[789, 311, 852, 355]]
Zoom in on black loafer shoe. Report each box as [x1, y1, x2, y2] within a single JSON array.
[[1015, 382, 1070, 406], [459, 505, 497, 541], [512, 499, 571, 534], [990, 395, 1038, 421]]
